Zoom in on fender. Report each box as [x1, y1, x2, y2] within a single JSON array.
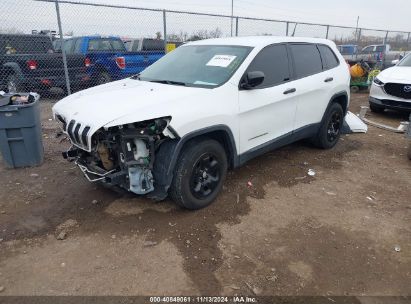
[[321, 90, 349, 122], [2, 62, 24, 81], [149, 125, 238, 201]]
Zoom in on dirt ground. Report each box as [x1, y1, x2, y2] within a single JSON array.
[[0, 93, 410, 296]]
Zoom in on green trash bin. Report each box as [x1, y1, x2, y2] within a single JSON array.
[[0, 93, 43, 168]]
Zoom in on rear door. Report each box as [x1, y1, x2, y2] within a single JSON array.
[[291, 43, 339, 130], [238, 43, 298, 154]]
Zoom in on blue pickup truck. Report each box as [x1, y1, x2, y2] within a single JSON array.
[[54, 36, 165, 86]]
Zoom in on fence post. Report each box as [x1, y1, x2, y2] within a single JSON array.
[[163, 10, 167, 53], [355, 28, 362, 61], [382, 31, 389, 69], [326, 25, 330, 39], [286, 22, 289, 36], [235, 17, 239, 36], [54, 0, 71, 95]]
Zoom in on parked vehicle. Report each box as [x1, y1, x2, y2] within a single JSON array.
[[369, 52, 411, 113], [53, 36, 350, 210], [54, 36, 165, 86], [355, 44, 408, 68], [0, 34, 90, 94], [337, 44, 358, 63], [124, 38, 183, 53]]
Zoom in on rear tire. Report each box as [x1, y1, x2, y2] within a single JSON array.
[[6, 73, 23, 93], [369, 102, 385, 113], [169, 139, 227, 210], [312, 102, 344, 149], [96, 71, 111, 85]]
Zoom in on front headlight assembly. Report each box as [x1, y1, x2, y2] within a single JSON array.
[[373, 77, 384, 86]]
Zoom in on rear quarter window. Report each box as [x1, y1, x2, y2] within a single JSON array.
[[318, 45, 340, 69], [290, 44, 323, 78]]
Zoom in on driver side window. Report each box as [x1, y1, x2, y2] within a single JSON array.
[[245, 44, 291, 89]]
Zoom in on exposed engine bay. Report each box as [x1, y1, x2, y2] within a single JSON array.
[[62, 117, 176, 196]]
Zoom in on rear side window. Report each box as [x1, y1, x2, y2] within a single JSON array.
[[318, 45, 339, 69], [246, 44, 291, 88], [73, 38, 82, 54], [110, 40, 126, 51], [290, 44, 323, 78]]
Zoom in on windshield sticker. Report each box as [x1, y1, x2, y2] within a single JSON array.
[[193, 80, 218, 86], [206, 55, 237, 67]]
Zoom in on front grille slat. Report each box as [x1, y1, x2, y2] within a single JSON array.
[[67, 120, 75, 141], [81, 126, 91, 147], [66, 119, 90, 149], [73, 124, 81, 143], [384, 83, 411, 100]]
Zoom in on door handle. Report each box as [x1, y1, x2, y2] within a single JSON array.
[[324, 77, 334, 83], [283, 88, 296, 95]]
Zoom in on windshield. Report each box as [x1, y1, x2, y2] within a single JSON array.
[[398, 54, 411, 67], [138, 45, 253, 88]]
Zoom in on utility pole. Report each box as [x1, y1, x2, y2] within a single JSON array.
[[230, 0, 234, 37], [355, 16, 360, 41]]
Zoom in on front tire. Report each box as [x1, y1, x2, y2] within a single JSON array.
[[313, 102, 344, 149], [169, 139, 227, 210]]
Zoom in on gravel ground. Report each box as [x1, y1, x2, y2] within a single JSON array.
[[0, 93, 410, 296]]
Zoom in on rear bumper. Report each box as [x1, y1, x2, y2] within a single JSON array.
[[369, 96, 411, 111], [24, 73, 91, 90]]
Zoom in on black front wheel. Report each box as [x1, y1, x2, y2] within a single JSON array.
[[169, 139, 227, 210], [313, 102, 344, 149]]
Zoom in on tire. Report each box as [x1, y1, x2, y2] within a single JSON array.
[[312, 102, 344, 149], [5, 73, 23, 93], [369, 102, 385, 113], [408, 141, 411, 161], [96, 71, 111, 85], [169, 139, 228, 210]]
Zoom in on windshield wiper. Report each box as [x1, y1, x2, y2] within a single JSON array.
[[130, 74, 141, 80], [148, 79, 187, 86]]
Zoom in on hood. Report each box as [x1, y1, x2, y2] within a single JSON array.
[[378, 66, 411, 83], [53, 78, 202, 132]]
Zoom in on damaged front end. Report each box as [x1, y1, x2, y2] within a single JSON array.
[[61, 117, 178, 197]]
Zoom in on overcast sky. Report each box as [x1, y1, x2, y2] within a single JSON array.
[[80, 0, 410, 30], [2, 0, 410, 39]]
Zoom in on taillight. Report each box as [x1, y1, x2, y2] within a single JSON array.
[[84, 57, 91, 67], [26, 60, 38, 70], [115, 57, 126, 69]]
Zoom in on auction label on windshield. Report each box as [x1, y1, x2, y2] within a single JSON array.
[[206, 55, 237, 67]]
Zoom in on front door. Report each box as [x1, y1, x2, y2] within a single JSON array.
[[238, 43, 298, 155]]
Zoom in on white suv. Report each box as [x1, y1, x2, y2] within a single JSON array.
[[53, 36, 350, 210], [369, 53, 411, 113]]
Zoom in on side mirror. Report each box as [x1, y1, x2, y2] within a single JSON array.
[[240, 71, 265, 90]]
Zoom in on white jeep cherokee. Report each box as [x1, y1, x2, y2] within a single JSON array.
[[53, 36, 350, 210]]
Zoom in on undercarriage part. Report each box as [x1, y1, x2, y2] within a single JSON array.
[[67, 118, 176, 196], [359, 106, 409, 133], [128, 166, 154, 194], [97, 143, 114, 170]]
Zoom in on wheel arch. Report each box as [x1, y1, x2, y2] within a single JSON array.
[[150, 125, 238, 201], [329, 90, 349, 115]]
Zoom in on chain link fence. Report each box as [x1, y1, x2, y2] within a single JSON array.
[[1, 0, 410, 96]]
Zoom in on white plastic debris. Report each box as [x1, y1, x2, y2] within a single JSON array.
[[343, 111, 368, 133], [394, 245, 401, 252], [308, 169, 316, 177]]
